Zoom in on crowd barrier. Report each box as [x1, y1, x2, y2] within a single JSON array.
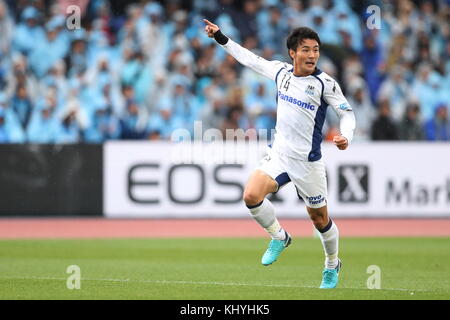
[[1, 142, 449, 218], [0, 144, 102, 216]]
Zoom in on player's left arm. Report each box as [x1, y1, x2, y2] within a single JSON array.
[[322, 77, 356, 150]]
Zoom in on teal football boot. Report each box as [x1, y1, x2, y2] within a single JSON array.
[[320, 259, 342, 289], [261, 231, 292, 266]]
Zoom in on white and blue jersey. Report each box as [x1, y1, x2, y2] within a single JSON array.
[[221, 39, 356, 162]]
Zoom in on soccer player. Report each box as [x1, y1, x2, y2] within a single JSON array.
[[204, 19, 356, 289]]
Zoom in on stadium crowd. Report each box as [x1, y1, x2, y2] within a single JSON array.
[[0, 0, 449, 144]]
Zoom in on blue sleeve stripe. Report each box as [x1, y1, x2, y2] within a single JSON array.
[[274, 67, 284, 84], [312, 75, 325, 98], [308, 75, 327, 162]]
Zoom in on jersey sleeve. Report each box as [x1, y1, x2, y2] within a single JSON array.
[[221, 39, 291, 81], [322, 76, 356, 143]]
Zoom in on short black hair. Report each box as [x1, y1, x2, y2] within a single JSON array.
[[286, 27, 321, 53]]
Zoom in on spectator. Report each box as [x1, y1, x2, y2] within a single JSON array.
[[0, 89, 26, 143], [0, 0, 13, 58], [332, 2, 362, 52], [11, 84, 33, 129], [201, 97, 226, 134], [193, 43, 218, 79], [371, 99, 399, 141], [234, 0, 259, 41], [377, 66, 410, 122], [139, 2, 166, 63], [411, 63, 446, 122], [27, 105, 60, 143], [424, 104, 450, 141], [89, 1, 114, 47], [147, 108, 177, 140], [305, 5, 338, 46], [361, 31, 385, 104], [12, 6, 45, 56], [222, 106, 246, 140], [6, 53, 39, 100], [157, 81, 200, 135], [221, 87, 252, 139], [55, 106, 83, 144], [257, 5, 289, 52], [398, 103, 424, 141], [119, 99, 147, 140], [346, 78, 375, 142], [245, 82, 276, 139], [282, 0, 307, 30], [84, 105, 121, 143], [123, 50, 154, 105], [28, 20, 69, 78], [38, 61, 69, 103], [199, 77, 227, 132], [65, 30, 88, 78]]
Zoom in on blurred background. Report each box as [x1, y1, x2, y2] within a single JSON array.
[[0, 0, 449, 218], [0, 0, 448, 144]]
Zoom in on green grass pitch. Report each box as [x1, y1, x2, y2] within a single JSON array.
[[0, 237, 449, 300]]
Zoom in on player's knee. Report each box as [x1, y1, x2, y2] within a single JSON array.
[[243, 190, 263, 207]]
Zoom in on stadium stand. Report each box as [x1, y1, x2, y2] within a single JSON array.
[[0, 0, 448, 143]]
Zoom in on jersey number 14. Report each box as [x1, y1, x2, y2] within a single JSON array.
[[279, 74, 291, 92]]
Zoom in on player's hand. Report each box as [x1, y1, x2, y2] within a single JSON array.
[[203, 19, 219, 38], [333, 135, 348, 150]]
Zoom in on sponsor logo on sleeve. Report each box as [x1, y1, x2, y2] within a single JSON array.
[[339, 103, 353, 111]]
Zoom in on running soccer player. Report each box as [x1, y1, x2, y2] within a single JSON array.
[[204, 19, 356, 289]]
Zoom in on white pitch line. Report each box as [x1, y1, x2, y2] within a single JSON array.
[[0, 276, 445, 294]]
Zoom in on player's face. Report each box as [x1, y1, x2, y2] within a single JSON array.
[[290, 39, 320, 75]]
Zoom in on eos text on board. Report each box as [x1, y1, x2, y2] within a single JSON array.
[[127, 163, 244, 204]]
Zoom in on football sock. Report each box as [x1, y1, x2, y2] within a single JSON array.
[[266, 221, 286, 241], [317, 219, 339, 269], [247, 198, 286, 240]]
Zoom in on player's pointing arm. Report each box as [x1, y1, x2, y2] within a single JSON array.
[[203, 19, 288, 81]]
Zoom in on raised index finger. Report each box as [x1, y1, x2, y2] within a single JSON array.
[[203, 19, 214, 26]]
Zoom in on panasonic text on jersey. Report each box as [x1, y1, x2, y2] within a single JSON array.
[[278, 91, 316, 111]]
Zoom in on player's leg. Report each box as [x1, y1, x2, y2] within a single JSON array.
[[291, 159, 341, 288], [307, 205, 341, 289], [243, 169, 289, 241], [243, 162, 292, 266], [306, 205, 340, 270], [243, 169, 278, 206]]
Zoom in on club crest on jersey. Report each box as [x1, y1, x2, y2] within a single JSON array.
[[305, 85, 315, 96]]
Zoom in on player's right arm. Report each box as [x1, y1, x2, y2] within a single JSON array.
[[203, 19, 289, 81]]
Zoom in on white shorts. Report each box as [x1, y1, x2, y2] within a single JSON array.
[[256, 148, 328, 209]]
